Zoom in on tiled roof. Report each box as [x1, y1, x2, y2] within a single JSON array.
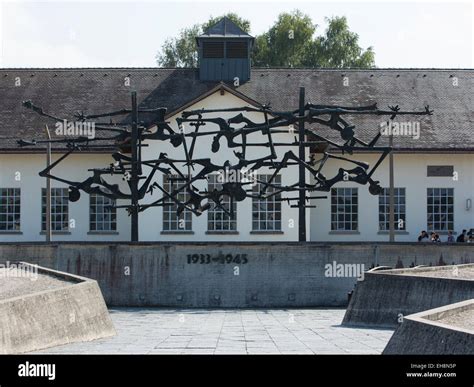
[[0, 68, 472, 152]]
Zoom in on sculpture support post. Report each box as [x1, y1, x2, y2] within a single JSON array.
[[298, 87, 306, 242], [131, 91, 139, 242]]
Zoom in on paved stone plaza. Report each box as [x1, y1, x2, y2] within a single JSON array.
[[35, 308, 394, 354]]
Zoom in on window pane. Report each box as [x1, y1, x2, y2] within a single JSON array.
[[252, 174, 281, 231], [42, 188, 68, 231], [426, 188, 454, 232], [0, 188, 21, 231], [331, 188, 358, 231], [378, 188, 407, 231], [163, 174, 192, 231]]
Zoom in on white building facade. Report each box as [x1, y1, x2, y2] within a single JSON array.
[[1, 141, 472, 243], [0, 19, 472, 243]]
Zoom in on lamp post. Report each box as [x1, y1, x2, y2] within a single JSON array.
[[45, 125, 52, 243], [388, 131, 395, 242]]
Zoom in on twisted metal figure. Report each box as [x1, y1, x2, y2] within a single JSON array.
[[18, 91, 432, 240]]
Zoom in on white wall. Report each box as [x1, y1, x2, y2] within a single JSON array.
[[0, 153, 130, 242], [139, 89, 311, 241], [0, 90, 310, 242], [309, 153, 474, 242], [2, 95, 472, 243]]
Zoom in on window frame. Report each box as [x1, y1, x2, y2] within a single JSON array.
[[427, 188, 454, 232], [378, 188, 406, 231], [252, 174, 282, 232], [89, 192, 117, 232], [162, 174, 192, 232], [41, 187, 69, 232], [207, 174, 237, 232], [0, 188, 21, 232], [330, 187, 359, 231]]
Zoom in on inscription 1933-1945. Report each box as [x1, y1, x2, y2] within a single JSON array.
[[187, 254, 248, 265]]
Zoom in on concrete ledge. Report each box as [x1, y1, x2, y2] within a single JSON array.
[[0, 263, 116, 354], [342, 264, 474, 327], [383, 299, 474, 354]]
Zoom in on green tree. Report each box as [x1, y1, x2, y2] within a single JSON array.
[[303, 16, 375, 68], [252, 10, 316, 67], [156, 24, 201, 68], [156, 13, 250, 68]]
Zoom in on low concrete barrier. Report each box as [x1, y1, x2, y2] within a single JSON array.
[[383, 299, 474, 354], [342, 264, 474, 327], [0, 242, 472, 307], [0, 263, 116, 354]]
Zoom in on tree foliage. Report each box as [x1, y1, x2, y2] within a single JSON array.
[[252, 10, 316, 67], [156, 11, 375, 69], [156, 13, 250, 68], [156, 24, 201, 68], [306, 16, 375, 68]]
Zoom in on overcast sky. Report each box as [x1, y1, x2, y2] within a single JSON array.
[[0, 0, 472, 68]]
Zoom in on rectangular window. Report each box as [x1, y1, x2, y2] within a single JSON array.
[[226, 41, 248, 58], [163, 174, 192, 231], [252, 175, 281, 231], [207, 174, 237, 231], [427, 165, 454, 177], [331, 188, 358, 231], [41, 188, 69, 231], [202, 41, 224, 58], [90, 193, 117, 232], [379, 188, 406, 231], [0, 188, 21, 231], [427, 188, 454, 231]]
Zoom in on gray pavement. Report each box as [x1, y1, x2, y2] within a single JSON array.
[[35, 308, 394, 354]]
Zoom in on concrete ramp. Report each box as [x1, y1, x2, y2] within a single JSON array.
[[0, 262, 115, 354], [383, 299, 474, 354], [342, 264, 474, 327]]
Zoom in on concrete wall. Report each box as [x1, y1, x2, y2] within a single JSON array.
[[0, 242, 472, 307], [383, 299, 474, 355], [0, 264, 115, 354], [343, 265, 474, 327]]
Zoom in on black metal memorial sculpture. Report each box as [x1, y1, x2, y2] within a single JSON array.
[[18, 89, 432, 241]]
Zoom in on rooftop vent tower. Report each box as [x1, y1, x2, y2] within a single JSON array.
[[196, 17, 254, 82]]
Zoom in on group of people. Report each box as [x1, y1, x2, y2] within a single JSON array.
[[417, 229, 474, 243]]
